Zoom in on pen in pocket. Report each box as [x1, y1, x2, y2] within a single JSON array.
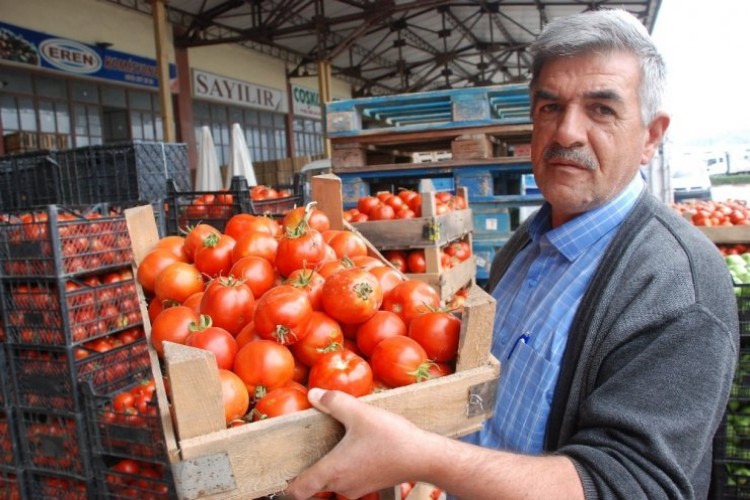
[[507, 332, 531, 360]]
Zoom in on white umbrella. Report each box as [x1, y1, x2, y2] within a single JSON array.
[[225, 123, 258, 189], [196, 126, 223, 191]]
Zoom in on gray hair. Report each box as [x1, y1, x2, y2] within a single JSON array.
[[529, 9, 666, 124]]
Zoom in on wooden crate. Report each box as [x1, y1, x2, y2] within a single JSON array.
[[699, 226, 750, 244], [3, 132, 38, 153], [326, 177, 475, 300], [124, 201, 499, 499]]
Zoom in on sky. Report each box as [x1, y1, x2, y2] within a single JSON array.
[[651, 0, 750, 150]]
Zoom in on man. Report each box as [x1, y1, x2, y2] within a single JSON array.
[[287, 9, 739, 499]]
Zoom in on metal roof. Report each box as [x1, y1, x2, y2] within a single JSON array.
[[104, 0, 662, 96]]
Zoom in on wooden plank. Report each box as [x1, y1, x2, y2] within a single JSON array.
[[456, 286, 496, 372], [329, 122, 532, 147], [451, 133, 493, 160], [312, 173, 345, 230], [124, 204, 181, 463], [698, 225, 750, 244], [331, 155, 531, 175], [164, 342, 226, 441]]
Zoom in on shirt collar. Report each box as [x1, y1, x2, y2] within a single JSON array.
[[528, 175, 645, 261]]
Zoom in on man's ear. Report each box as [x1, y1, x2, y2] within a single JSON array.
[[641, 112, 670, 165]]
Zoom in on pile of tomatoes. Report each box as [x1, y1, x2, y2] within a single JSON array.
[[672, 199, 750, 227], [344, 189, 467, 222], [182, 185, 295, 220], [104, 458, 170, 498], [384, 238, 472, 274], [138, 204, 465, 427]]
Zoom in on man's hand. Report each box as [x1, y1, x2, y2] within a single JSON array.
[[285, 388, 428, 499]]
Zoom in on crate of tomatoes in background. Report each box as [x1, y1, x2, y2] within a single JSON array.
[[342, 183, 475, 301], [672, 199, 750, 244], [122, 173, 499, 498], [162, 175, 302, 236]]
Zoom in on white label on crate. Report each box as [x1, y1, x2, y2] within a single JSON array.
[[485, 218, 498, 231]]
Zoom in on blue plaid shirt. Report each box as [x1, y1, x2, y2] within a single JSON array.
[[468, 175, 644, 453]]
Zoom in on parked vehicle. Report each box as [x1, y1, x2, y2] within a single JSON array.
[[672, 159, 712, 202]]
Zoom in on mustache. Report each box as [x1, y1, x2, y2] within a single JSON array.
[[542, 145, 598, 171]]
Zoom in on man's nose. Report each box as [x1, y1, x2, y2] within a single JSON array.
[[553, 107, 587, 148]]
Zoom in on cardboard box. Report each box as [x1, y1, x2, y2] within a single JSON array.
[[124, 194, 499, 499]]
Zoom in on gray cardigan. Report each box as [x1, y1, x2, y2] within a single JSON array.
[[487, 191, 739, 499]]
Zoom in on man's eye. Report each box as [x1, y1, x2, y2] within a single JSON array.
[[538, 103, 559, 113], [593, 104, 615, 116]]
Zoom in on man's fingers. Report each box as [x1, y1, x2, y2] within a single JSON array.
[[308, 388, 367, 427], [286, 466, 328, 500]]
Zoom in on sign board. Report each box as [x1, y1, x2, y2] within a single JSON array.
[[0, 21, 177, 88], [291, 84, 322, 119], [192, 69, 288, 113]]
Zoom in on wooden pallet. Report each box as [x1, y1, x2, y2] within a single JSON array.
[[330, 123, 533, 169]]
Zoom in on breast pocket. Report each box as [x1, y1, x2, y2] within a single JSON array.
[[488, 340, 560, 453]]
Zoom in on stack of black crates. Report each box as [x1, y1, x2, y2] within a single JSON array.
[[714, 282, 750, 498], [0, 206, 174, 498]]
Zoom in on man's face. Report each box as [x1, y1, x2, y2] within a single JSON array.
[[530, 51, 669, 227]]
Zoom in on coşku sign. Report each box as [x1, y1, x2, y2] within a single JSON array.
[[192, 69, 288, 113], [0, 21, 176, 88], [291, 84, 321, 119]]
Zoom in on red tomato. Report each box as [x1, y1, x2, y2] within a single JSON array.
[[253, 285, 313, 345], [182, 291, 204, 313], [369, 203, 395, 221], [154, 235, 189, 261], [327, 231, 368, 259], [283, 206, 331, 233], [218, 369, 250, 425], [113, 392, 134, 412], [235, 322, 260, 348], [185, 315, 239, 370], [382, 279, 441, 326], [137, 249, 183, 294], [369, 266, 405, 300], [408, 311, 461, 362], [356, 310, 407, 358], [383, 250, 408, 272], [285, 268, 326, 310], [252, 386, 312, 421], [370, 336, 431, 387], [193, 233, 236, 278], [232, 339, 295, 398], [183, 224, 221, 262], [357, 196, 380, 216], [150, 305, 201, 357], [229, 256, 277, 299], [275, 226, 327, 278], [199, 276, 255, 336], [224, 214, 260, 240], [406, 250, 427, 273], [290, 311, 345, 367], [153, 262, 204, 304], [350, 255, 386, 271], [308, 349, 373, 397], [322, 268, 383, 324], [231, 231, 279, 264]]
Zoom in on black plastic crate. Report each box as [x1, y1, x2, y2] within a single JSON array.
[[738, 283, 749, 341], [0, 274, 141, 347], [83, 376, 168, 463], [163, 176, 251, 235], [25, 470, 91, 499], [95, 456, 175, 499], [0, 408, 21, 468], [0, 205, 133, 278], [8, 338, 150, 412], [0, 465, 26, 500], [0, 150, 62, 212], [16, 409, 91, 478], [51, 141, 190, 205]]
